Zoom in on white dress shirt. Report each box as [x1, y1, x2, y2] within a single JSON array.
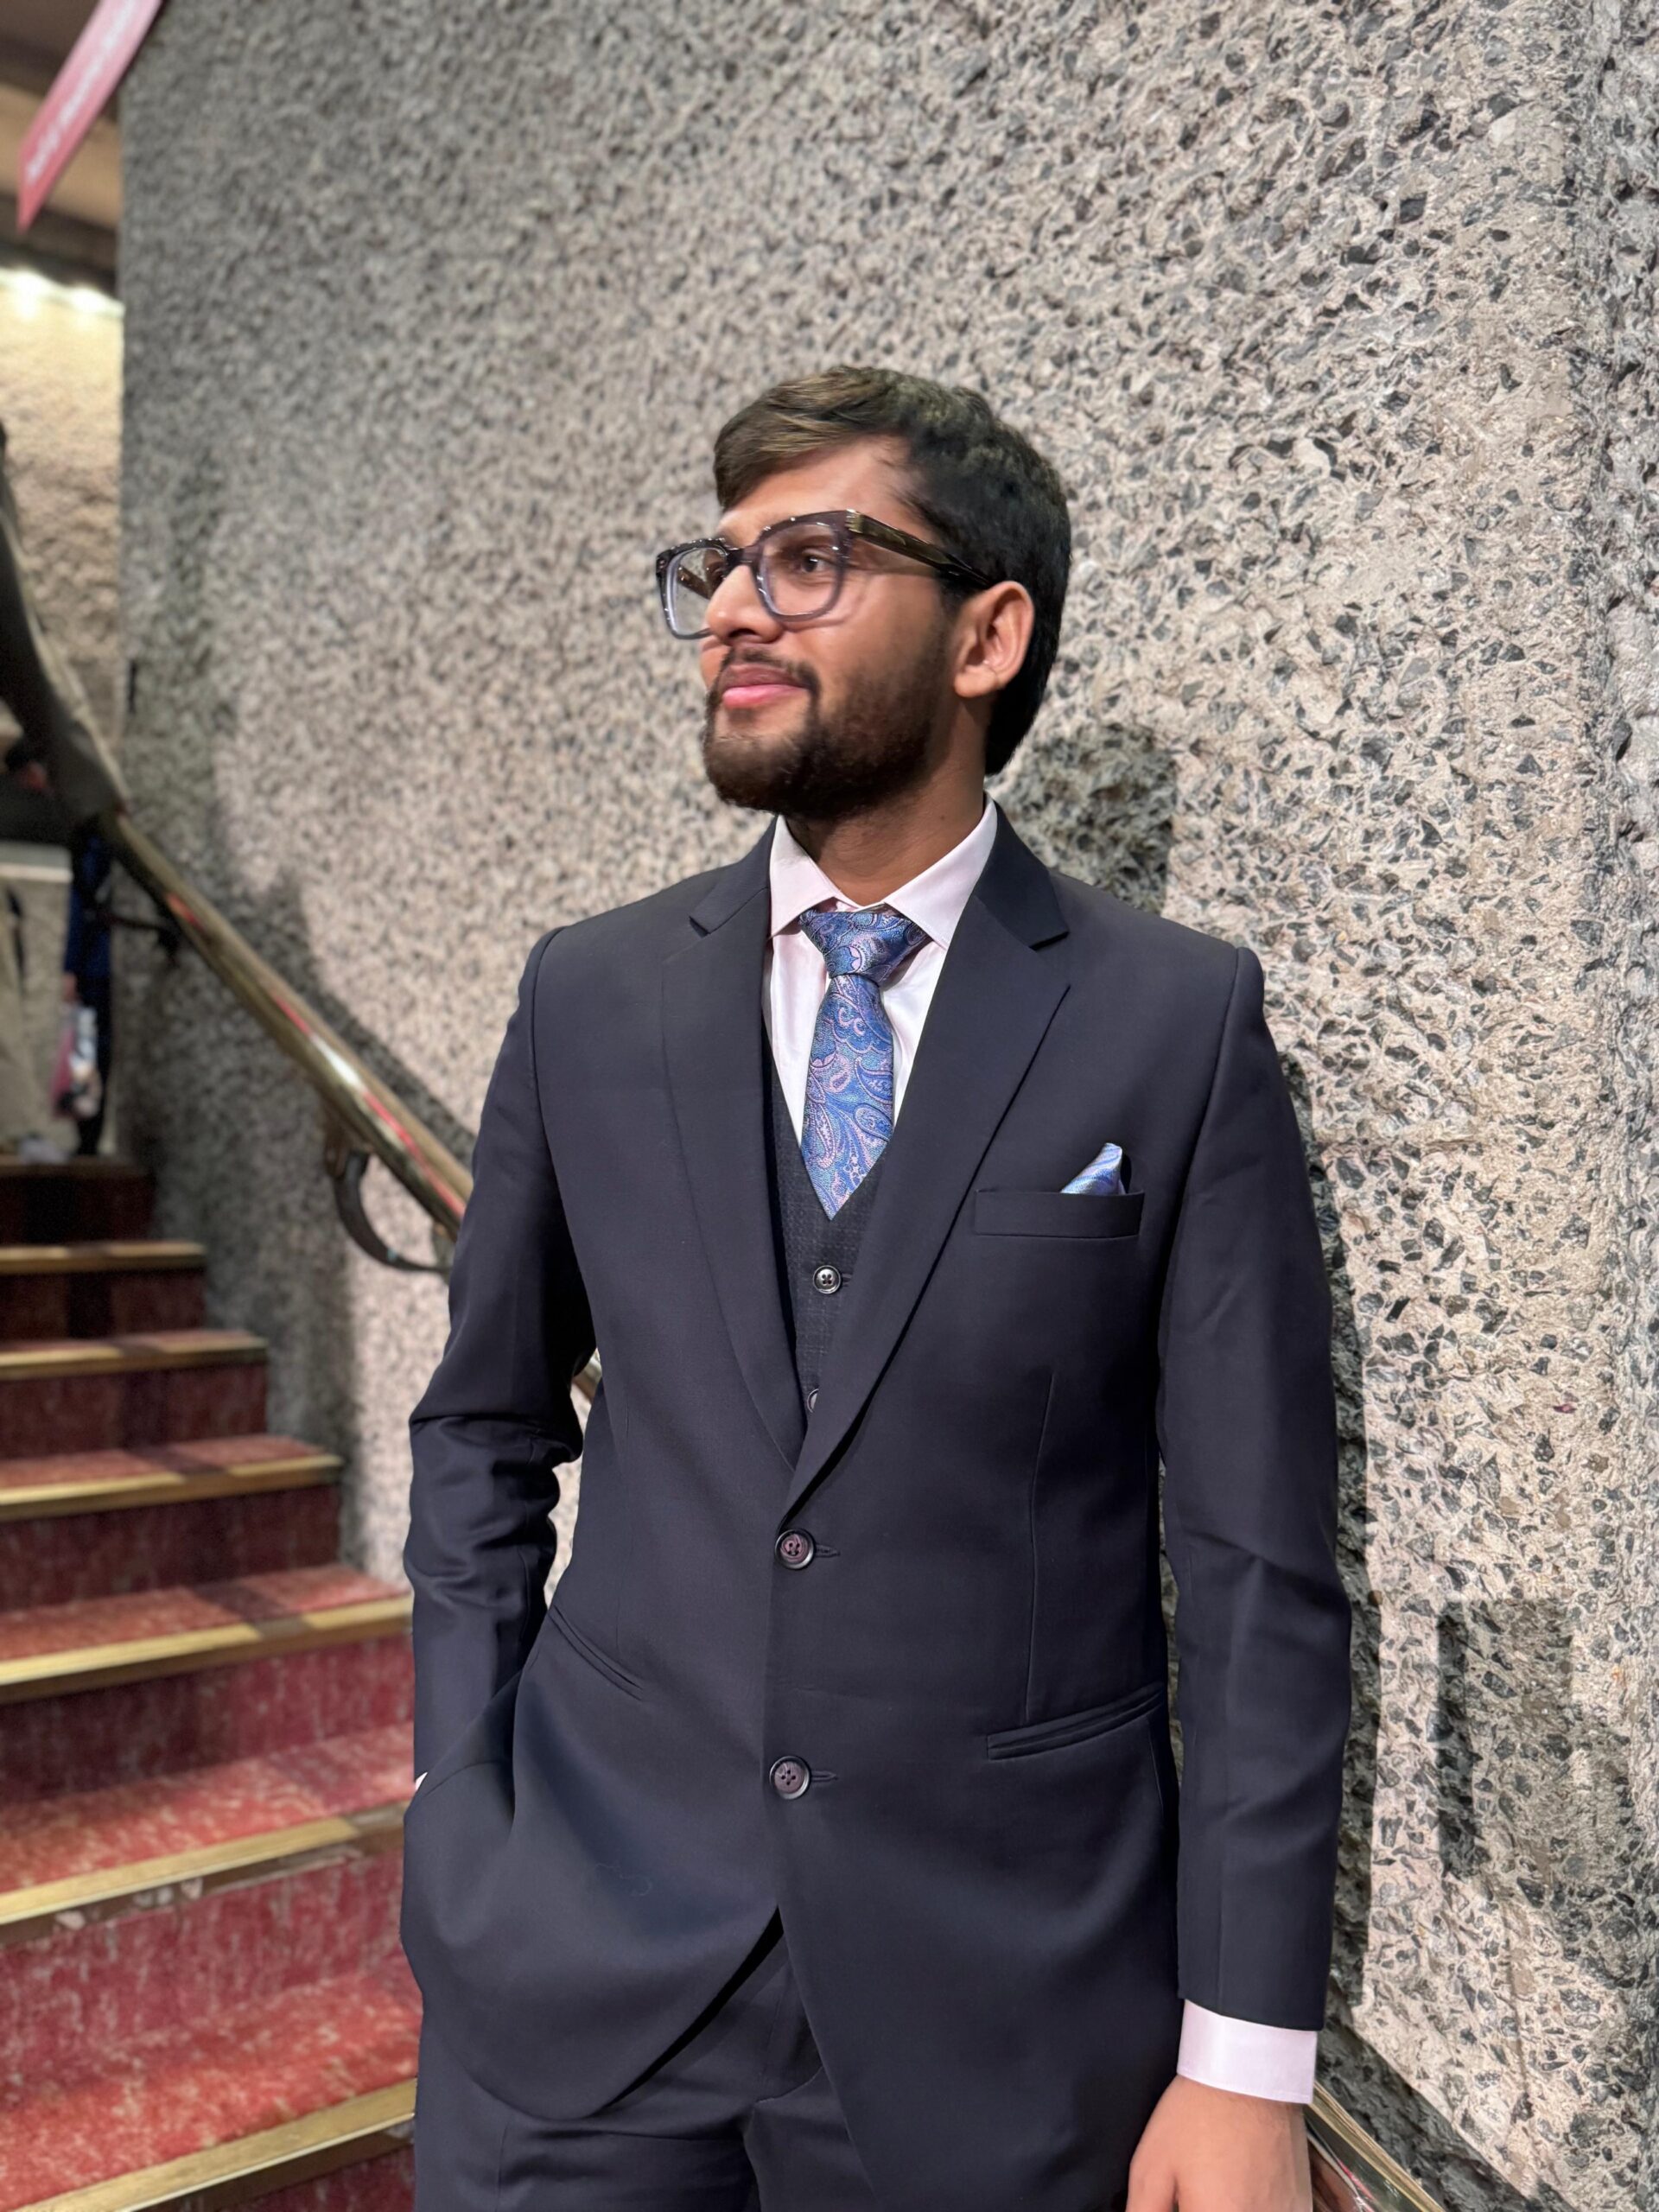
[[422, 796, 1319, 2106], [763, 791, 1319, 2107]]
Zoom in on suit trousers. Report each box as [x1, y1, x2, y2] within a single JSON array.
[[411, 1910, 880, 2209]]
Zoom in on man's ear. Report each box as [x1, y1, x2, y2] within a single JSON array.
[[954, 581, 1034, 703]]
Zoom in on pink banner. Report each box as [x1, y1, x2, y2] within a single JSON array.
[[17, 0, 167, 232]]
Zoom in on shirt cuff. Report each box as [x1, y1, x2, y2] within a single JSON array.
[[1176, 2001, 1318, 2103], [413, 1770, 426, 1791]]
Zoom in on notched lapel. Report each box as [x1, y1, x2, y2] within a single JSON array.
[[781, 809, 1071, 1523], [662, 821, 807, 1474]]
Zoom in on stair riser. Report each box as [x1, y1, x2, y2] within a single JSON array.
[[3, 1638, 413, 1803], [2, 1849, 409, 2080], [254, 2147, 414, 2212], [0, 1181, 153, 1243], [0, 1359, 267, 1452], [0, 1488, 342, 1608], [0, 1272, 206, 1341]]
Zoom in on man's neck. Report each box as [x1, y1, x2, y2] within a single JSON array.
[[782, 785, 987, 908]]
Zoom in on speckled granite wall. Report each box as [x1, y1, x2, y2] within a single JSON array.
[[115, 2, 1656, 2203]]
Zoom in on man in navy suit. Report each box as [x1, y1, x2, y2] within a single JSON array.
[[402, 365, 1351, 2211]]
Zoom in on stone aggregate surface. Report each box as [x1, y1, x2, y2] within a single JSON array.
[[117, 2, 1657, 2202]]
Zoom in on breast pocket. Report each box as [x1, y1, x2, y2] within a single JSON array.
[[972, 1187, 1144, 1239]]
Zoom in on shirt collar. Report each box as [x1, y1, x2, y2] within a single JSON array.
[[768, 792, 998, 950]]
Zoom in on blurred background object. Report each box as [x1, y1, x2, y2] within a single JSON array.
[[0, 3, 127, 1161], [0, 0, 119, 279]]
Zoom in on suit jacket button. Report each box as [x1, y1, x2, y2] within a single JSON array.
[[770, 1756, 810, 1799], [805, 1387, 818, 1409], [812, 1264, 841, 1294], [777, 1529, 815, 1569]]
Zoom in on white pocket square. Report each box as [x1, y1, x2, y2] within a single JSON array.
[[1061, 1140, 1125, 1196]]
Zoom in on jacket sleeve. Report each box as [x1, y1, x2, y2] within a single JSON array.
[[404, 925, 594, 1779], [1154, 942, 1351, 2031]]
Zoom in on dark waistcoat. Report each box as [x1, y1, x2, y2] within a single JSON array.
[[764, 1040, 887, 1425]]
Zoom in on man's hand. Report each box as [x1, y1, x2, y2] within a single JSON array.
[[1126, 2075, 1312, 2212]]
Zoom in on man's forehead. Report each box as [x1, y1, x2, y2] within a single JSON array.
[[715, 443, 914, 540]]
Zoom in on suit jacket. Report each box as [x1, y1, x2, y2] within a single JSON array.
[[399, 802, 1351, 2212]]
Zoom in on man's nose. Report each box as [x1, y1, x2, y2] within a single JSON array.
[[704, 556, 781, 640]]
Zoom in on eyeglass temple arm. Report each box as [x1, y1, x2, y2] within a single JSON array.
[[844, 512, 992, 588]]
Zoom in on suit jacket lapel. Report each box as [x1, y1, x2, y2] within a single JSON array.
[[662, 816, 807, 1474], [781, 805, 1071, 1522]]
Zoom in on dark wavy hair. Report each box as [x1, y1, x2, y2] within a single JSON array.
[[712, 365, 1071, 778]]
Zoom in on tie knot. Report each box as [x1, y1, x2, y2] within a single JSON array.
[[798, 902, 927, 986]]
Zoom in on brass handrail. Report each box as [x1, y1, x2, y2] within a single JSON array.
[[108, 812, 467, 1229], [1306, 2081, 1444, 2212], [105, 808, 601, 1392], [105, 807, 1438, 2209]]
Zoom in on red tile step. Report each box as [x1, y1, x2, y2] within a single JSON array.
[[0, 1717, 412, 1899], [0, 1240, 207, 1340], [0, 1160, 154, 1244], [3, 1828, 411, 2078], [0, 1559, 410, 1686], [0, 1434, 346, 1608], [3, 1631, 414, 1809], [0, 1949, 418, 2211], [0, 1162, 418, 2212], [0, 1329, 268, 1453], [0, 1565, 412, 1802]]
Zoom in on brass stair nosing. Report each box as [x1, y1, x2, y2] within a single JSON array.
[[0, 1333, 267, 1381], [0, 1241, 206, 1276], [0, 1594, 413, 1704], [0, 1451, 345, 1521], [10, 2077, 416, 2212], [0, 1801, 410, 1944]]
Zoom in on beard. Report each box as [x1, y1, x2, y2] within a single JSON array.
[[700, 617, 953, 826]]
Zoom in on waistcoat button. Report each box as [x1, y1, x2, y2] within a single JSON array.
[[813, 1263, 841, 1294], [777, 1529, 815, 1569], [770, 1756, 810, 1799]]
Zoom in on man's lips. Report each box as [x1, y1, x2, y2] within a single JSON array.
[[719, 671, 804, 709]]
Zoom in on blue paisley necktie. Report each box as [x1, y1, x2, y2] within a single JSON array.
[[797, 902, 929, 1218]]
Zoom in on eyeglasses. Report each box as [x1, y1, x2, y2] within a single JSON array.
[[654, 508, 995, 639]]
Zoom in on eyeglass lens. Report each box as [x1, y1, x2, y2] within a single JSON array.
[[665, 518, 846, 635]]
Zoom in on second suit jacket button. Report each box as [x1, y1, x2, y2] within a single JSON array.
[[770, 1756, 810, 1799]]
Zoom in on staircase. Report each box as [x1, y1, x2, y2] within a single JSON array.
[[0, 1159, 420, 2212]]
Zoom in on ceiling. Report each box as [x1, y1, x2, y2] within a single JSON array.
[[0, 0, 121, 280]]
